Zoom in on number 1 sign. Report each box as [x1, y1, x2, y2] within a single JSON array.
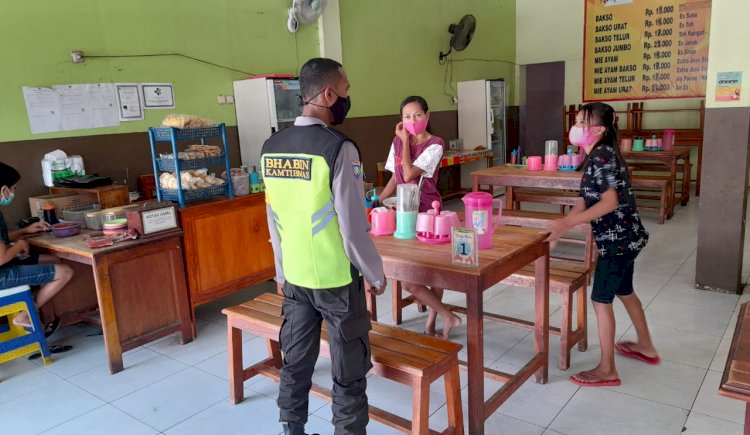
[[451, 227, 478, 267]]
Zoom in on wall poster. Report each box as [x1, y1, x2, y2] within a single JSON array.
[[583, 0, 712, 101]]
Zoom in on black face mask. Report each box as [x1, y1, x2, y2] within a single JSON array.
[[302, 89, 351, 126], [328, 93, 351, 126]]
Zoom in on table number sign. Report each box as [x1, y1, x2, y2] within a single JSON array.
[[451, 227, 478, 267]]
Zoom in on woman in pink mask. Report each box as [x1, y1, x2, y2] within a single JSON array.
[[381, 96, 462, 338], [547, 102, 657, 387]]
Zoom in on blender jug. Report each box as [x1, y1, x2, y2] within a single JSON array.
[[394, 184, 419, 239]]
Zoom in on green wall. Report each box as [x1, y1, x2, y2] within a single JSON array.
[[0, 0, 319, 142], [0, 1, 516, 142], [340, 0, 516, 117]]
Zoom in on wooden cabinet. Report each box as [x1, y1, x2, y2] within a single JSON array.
[[179, 194, 275, 308], [50, 184, 129, 209]]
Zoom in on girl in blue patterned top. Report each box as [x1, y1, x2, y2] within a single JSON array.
[[546, 102, 659, 387]]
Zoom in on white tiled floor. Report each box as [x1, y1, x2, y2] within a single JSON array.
[[2, 197, 748, 434]]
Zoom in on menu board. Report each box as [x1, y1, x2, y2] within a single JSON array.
[[583, 0, 712, 102]]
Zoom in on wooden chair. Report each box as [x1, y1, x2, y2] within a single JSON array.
[[224, 293, 464, 435]]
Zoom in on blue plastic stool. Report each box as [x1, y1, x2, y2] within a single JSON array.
[[0, 285, 52, 365]]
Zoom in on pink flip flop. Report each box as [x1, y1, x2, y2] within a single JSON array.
[[569, 373, 621, 387], [615, 342, 661, 365]]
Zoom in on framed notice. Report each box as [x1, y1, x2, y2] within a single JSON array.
[[115, 83, 144, 121], [141, 83, 175, 109], [583, 0, 712, 101]]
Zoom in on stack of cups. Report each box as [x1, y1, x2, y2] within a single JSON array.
[[544, 140, 559, 171]]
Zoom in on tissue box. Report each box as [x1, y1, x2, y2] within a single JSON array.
[[28, 193, 98, 219]]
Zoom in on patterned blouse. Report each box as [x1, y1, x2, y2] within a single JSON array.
[[580, 144, 649, 257]]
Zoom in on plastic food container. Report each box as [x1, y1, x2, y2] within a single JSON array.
[[62, 204, 101, 229], [85, 211, 103, 230], [51, 222, 81, 238]]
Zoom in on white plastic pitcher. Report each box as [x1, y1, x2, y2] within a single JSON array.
[[462, 192, 502, 249]]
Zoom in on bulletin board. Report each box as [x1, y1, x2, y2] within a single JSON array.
[[583, 0, 712, 102]]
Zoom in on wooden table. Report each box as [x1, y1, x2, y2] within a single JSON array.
[[28, 229, 194, 374], [720, 302, 750, 434], [371, 226, 549, 435], [622, 146, 692, 206], [472, 165, 583, 209]]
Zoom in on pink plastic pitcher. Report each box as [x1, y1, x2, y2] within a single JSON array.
[[462, 192, 502, 249]]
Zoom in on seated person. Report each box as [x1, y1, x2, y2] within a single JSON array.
[[380, 96, 462, 338], [0, 162, 73, 329]]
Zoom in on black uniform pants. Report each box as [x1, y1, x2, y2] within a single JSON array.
[[278, 271, 373, 435]]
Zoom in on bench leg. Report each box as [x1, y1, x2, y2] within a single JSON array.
[[228, 325, 244, 404], [577, 283, 588, 352], [560, 292, 572, 370], [658, 185, 666, 224], [392, 280, 403, 325], [412, 377, 430, 435], [444, 359, 464, 435], [267, 338, 282, 369]]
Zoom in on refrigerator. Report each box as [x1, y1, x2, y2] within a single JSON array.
[[233, 77, 302, 168], [457, 79, 507, 165]]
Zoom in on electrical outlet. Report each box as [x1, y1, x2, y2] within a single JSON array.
[[217, 95, 227, 105], [225, 95, 235, 104]]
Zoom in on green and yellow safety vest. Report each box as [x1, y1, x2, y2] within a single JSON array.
[[261, 124, 359, 289]]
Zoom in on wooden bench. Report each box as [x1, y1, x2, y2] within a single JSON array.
[[510, 188, 580, 213], [629, 162, 693, 205], [720, 302, 750, 434], [392, 209, 594, 370], [223, 293, 464, 435], [630, 175, 673, 224]]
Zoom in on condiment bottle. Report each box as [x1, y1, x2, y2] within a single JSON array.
[[42, 203, 58, 225], [250, 166, 260, 193]]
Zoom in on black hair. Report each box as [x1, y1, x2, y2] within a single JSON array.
[[299, 58, 343, 101], [399, 95, 433, 134], [577, 102, 627, 175], [0, 162, 20, 189]]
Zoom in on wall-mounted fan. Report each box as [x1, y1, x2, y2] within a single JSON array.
[[439, 14, 477, 63], [287, 0, 327, 33]]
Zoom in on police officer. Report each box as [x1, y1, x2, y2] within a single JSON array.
[[261, 58, 387, 435]]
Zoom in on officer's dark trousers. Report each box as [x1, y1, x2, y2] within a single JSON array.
[[278, 271, 373, 435]]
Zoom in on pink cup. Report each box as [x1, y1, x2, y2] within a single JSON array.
[[527, 156, 543, 171], [621, 138, 632, 152], [544, 154, 559, 171], [415, 212, 435, 236], [434, 212, 460, 237], [370, 207, 396, 236], [558, 154, 572, 167]]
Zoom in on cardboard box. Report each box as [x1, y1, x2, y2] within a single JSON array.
[[28, 192, 98, 219]]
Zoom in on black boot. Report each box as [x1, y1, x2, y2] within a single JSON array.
[[282, 422, 319, 435]]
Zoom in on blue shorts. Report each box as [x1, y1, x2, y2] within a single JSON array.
[[0, 255, 56, 289]]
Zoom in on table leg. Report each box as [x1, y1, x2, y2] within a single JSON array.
[[506, 186, 515, 210], [466, 289, 485, 435], [534, 249, 550, 383], [681, 156, 690, 206], [92, 257, 124, 374], [669, 160, 678, 216]]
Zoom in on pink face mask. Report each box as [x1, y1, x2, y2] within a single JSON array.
[[404, 118, 429, 136], [568, 126, 601, 147]]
